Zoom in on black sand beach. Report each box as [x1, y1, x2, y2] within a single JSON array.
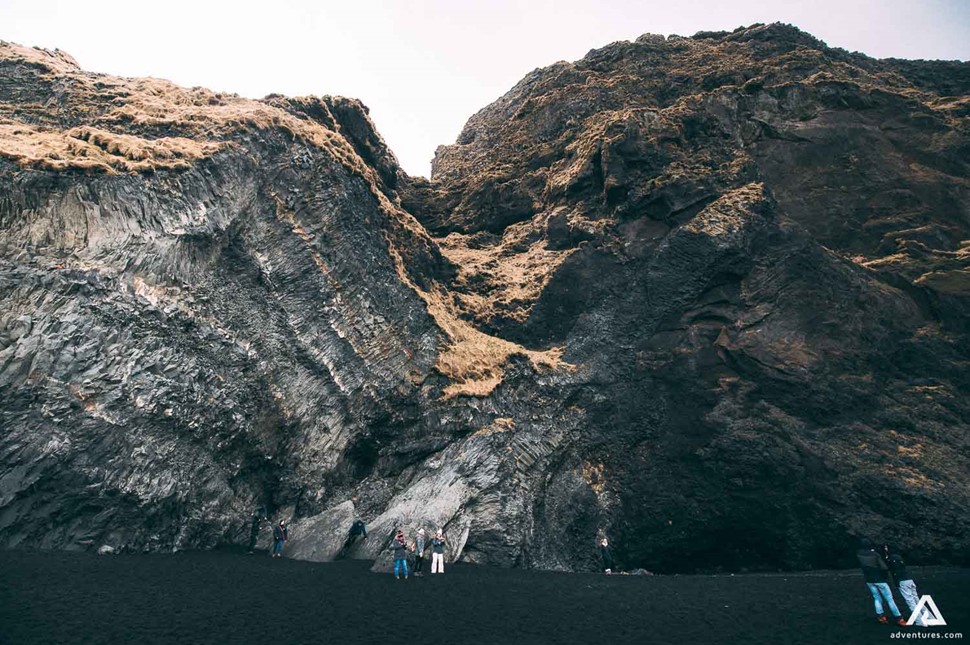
[[0, 550, 966, 645]]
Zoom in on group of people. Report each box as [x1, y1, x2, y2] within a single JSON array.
[[856, 541, 929, 626], [247, 510, 447, 578], [247, 511, 289, 557], [249, 512, 933, 620], [389, 527, 447, 579]]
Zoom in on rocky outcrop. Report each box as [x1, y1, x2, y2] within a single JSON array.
[[284, 500, 356, 562], [1, 24, 969, 572]]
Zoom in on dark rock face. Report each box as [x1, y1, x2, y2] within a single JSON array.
[[1, 24, 969, 572]]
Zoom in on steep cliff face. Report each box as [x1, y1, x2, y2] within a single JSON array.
[[1, 24, 969, 572]]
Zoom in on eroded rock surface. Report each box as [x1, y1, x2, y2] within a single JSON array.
[[1, 24, 968, 572]]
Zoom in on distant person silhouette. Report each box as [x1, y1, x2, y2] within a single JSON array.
[[272, 520, 288, 558], [247, 510, 267, 554], [856, 540, 905, 625], [431, 530, 446, 574], [883, 545, 927, 626], [600, 538, 614, 574], [390, 529, 409, 579]]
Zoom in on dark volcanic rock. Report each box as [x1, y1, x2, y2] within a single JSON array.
[[1, 25, 969, 573]]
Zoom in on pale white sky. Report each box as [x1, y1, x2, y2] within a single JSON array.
[[2, 0, 968, 176]]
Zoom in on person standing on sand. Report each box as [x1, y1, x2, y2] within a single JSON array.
[[414, 528, 427, 576], [883, 545, 927, 626], [391, 529, 409, 579], [247, 510, 266, 554], [856, 540, 906, 626], [272, 519, 288, 558], [431, 530, 446, 574], [600, 538, 614, 574]]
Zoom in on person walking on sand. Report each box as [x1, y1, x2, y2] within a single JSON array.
[[600, 537, 614, 574], [884, 545, 928, 626], [414, 528, 427, 576], [271, 519, 288, 558], [431, 530, 446, 574], [856, 540, 906, 626], [391, 529, 409, 579]]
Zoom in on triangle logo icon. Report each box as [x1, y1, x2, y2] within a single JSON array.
[[907, 595, 947, 627]]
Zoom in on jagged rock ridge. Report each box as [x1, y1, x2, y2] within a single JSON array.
[[1, 23, 968, 572]]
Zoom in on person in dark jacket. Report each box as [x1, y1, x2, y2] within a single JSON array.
[[247, 510, 266, 554], [390, 529, 409, 579], [857, 541, 905, 625], [350, 519, 368, 540], [271, 520, 288, 558], [414, 528, 427, 576], [600, 537, 614, 574], [884, 545, 927, 626], [340, 518, 368, 556], [430, 530, 446, 574]]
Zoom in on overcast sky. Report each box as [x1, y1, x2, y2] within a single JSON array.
[[3, 0, 969, 176]]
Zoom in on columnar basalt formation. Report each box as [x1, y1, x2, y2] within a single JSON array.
[[1, 24, 968, 572]]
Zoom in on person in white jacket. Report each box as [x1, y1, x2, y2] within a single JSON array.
[[431, 530, 446, 574]]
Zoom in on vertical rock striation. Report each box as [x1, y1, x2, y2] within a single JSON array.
[[1, 24, 969, 571]]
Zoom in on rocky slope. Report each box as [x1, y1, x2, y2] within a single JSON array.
[[1, 24, 969, 572]]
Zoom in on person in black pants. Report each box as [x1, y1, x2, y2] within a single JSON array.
[[414, 528, 427, 576], [600, 538, 614, 574], [247, 510, 266, 554]]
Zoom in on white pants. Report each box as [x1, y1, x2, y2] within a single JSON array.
[[899, 580, 927, 626], [431, 553, 444, 573]]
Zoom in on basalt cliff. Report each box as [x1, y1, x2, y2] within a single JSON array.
[[1, 24, 969, 572]]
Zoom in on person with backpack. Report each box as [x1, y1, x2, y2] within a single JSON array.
[[856, 540, 906, 626], [271, 519, 288, 558], [884, 545, 928, 626], [390, 529, 409, 579], [431, 530, 446, 574]]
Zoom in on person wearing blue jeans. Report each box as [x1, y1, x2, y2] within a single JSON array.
[[391, 529, 409, 579], [271, 519, 288, 558], [856, 541, 906, 626]]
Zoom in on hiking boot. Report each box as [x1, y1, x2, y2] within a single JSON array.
[[877, 616, 888, 624], [896, 618, 908, 627]]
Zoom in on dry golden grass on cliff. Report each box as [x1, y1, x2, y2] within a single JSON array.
[[0, 122, 225, 172], [440, 216, 576, 326], [862, 240, 970, 295], [0, 41, 81, 75], [384, 231, 567, 398], [0, 43, 378, 184]]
